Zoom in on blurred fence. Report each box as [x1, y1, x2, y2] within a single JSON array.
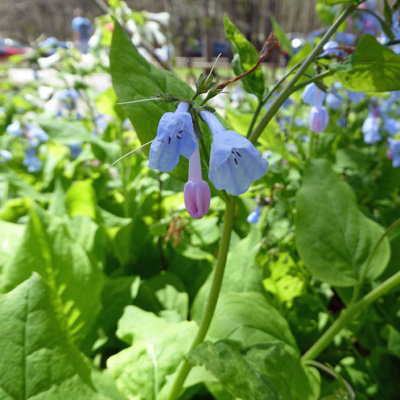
[[0, 0, 381, 54]]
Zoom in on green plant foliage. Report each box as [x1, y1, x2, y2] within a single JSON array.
[[1, 205, 104, 342], [110, 21, 195, 181], [296, 159, 391, 287], [188, 340, 320, 400], [330, 34, 400, 92], [224, 14, 265, 99], [269, 13, 293, 55], [107, 306, 198, 400], [0, 274, 105, 400]]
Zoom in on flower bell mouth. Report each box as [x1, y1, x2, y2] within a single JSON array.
[[200, 110, 268, 196]]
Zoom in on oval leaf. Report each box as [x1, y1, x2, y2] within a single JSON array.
[[296, 159, 391, 287]]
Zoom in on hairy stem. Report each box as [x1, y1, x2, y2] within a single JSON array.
[[249, 4, 355, 145], [168, 196, 236, 400], [302, 270, 400, 361]]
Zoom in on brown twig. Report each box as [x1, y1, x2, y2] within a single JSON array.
[[216, 32, 280, 91]]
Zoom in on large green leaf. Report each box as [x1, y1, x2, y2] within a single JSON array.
[[0, 274, 105, 400], [1, 205, 103, 342], [296, 159, 391, 287], [188, 340, 320, 400], [329, 34, 400, 92], [224, 14, 265, 99], [110, 21, 195, 181], [207, 292, 298, 348], [107, 306, 197, 400]]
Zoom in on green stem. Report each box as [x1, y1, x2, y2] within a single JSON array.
[[246, 100, 265, 138], [350, 217, 400, 304], [249, 4, 355, 145], [292, 70, 333, 92], [302, 270, 400, 361], [168, 196, 237, 400]]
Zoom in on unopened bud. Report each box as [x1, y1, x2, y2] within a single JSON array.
[[184, 180, 211, 219]]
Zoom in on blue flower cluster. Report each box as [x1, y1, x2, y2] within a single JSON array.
[[5, 120, 49, 173], [148, 101, 269, 217]]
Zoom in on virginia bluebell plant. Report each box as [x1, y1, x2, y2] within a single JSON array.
[[5, 121, 48, 173], [302, 83, 329, 133], [362, 106, 381, 144]]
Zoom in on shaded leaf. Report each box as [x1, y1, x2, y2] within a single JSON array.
[[296, 159, 391, 287], [0, 274, 105, 400], [329, 35, 400, 92]]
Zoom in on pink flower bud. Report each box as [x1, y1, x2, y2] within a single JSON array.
[[184, 180, 211, 219], [184, 136, 210, 219], [309, 106, 329, 133]]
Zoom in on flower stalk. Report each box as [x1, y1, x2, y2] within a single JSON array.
[[168, 195, 236, 400]]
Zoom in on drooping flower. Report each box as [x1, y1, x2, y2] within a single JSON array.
[[0, 150, 12, 163], [149, 101, 197, 172], [381, 112, 400, 136], [362, 107, 381, 144], [6, 121, 23, 137], [388, 138, 400, 168], [302, 83, 325, 106], [347, 90, 365, 105], [25, 124, 49, 143], [326, 92, 343, 110], [309, 106, 329, 133], [200, 110, 268, 196], [184, 138, 210, 219], [247, 205, 261, 224], [23, 149, 42, 173], [303, 83, 329, 133]]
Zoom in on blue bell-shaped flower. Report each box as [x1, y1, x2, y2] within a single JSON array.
[[362, 107, 381, 144], [201, 110, 268, 196], [149, 101, 197, 172]]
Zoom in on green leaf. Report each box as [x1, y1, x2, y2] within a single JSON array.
[[107, 306, 198, 400], [110, 21, 195, 181], [0, 274, 105, 400], [134, 271, 189, 322], [296, 159, 391, 287], [37, 117, 120, 163], [388, 325, 400, 358], [0, 220, 24, 274], [263, 253, 306, 307], [66, 179, 97, 219], [224, 14, 265, 99], [269, 13, 293, 55], [1, 205, 103, 342], [329, 34, 400, 92], [188, 340, 320, 400], [201, 292, 298, 349]]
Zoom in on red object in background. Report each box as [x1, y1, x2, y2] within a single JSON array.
[[0, 38, 30, 61]]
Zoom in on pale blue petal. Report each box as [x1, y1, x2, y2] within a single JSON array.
[[209, 131, 268, 196], [148, 110, 197, 172]]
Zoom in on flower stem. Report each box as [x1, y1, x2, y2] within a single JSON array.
[[248, 4, 356, 145], [350, 217, 400, 305], [167, 196, 236, 400], [302, 270, 400, 361]]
